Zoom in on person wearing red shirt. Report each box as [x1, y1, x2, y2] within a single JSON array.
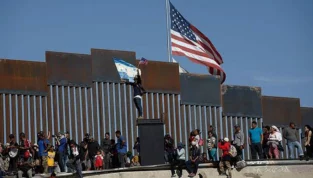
[[218, 137, 232, 177]]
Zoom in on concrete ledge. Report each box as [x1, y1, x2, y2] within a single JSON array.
[[85, 165, 313, 178], [31, 160, 313, 178]]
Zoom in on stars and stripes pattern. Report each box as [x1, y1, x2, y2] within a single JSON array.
[[139, 57, 148, 65], [169, 2, 226, 83]]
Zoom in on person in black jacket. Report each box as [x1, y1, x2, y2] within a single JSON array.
[[164, 134, 175, 164], [66, 140, 82, 178], [101, 133, 111, 169], [124, 73, 146, 119], [88, 138, 100, 170]]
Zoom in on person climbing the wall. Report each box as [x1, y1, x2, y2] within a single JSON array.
[[124, 70, 146, 119]]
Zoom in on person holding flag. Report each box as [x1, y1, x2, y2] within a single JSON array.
[[122, 58, 147, 119]]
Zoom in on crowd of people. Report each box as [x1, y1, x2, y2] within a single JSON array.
[[0, 130, 141, 178], [165, 122, 313, 178], [0, 121, 312, 178]]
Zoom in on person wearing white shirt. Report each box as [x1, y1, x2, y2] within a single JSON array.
[[267, 126, 282, 159], [170, 142, 186, 178]]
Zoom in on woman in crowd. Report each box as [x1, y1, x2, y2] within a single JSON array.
[[267, 125, 282, 159], [193, 129, 200, 148], [207, 131, 217, 161], [186, 141, 200, 177], [304, 125, 313, 160]]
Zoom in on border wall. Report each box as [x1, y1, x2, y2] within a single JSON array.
[[0, 48, 312, 160]]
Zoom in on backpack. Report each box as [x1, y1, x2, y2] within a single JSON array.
[[236, 160, 247, 169], [229, 145, 237, 157]]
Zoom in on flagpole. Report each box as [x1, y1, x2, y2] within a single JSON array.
[[165, 0, 172, 63]]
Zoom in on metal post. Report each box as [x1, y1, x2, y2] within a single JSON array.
[[165, 0, 172, 62]]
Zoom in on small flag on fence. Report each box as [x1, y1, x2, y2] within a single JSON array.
[[114, 58, 140, 83], [139, 57, 148, 65]]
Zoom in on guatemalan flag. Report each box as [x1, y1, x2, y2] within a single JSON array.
[[114, 58, 141, 83]]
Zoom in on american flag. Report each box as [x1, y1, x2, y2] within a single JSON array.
[[170, 2, 226, 83], [139, 57, 148, 65]]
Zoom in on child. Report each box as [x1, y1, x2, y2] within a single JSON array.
[[47, 146, 55, 174], [131, 155, 141, 167], [125, 151, 133, 167], [94, 150, 103, 170], [200, 153, 209, 163]]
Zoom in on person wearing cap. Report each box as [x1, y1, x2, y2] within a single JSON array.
[[248, 121, 263, 160], [232, 125, 244, 162], [185, 140, 200, 177], [218, 137, 232, 177], [170, 142, 185, 177], [37, 131, 48, 173], [17, 151, 33, 178], [283, 122, 304, 160], [267, 125, 282, 159], [7, 134, 19, 173], [56, 132, 67, 172]]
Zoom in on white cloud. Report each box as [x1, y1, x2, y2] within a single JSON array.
[[253, 76, 313, 84]]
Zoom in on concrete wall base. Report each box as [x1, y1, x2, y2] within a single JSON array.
[[85, 165, 313, 178]]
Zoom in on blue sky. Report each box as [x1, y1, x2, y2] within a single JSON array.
[[1, 0, 312, 107]]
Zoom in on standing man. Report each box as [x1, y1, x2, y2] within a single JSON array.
[[65, 131, 71, 173], [232, 125, 245, 161], [262, 126, 271, 159], [101, 132, 111, 169], [88, 137, 100, 170], [283, 122, 304, 160], [56, 132, 67, 172], [7, 134, 19, 173], [19, 133, 31, 159], [248, 121, 263, 160], [115, 131, 127, 168]]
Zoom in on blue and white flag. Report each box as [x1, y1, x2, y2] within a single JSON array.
[[114, 58, 140, 83]]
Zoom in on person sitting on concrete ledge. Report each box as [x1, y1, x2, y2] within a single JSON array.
[[218, 137, 232, 177], [185, 141, 200, 177], [170, 142, 185, 177], [17, 151, 34, 178], [67, 140, 83, 178]]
